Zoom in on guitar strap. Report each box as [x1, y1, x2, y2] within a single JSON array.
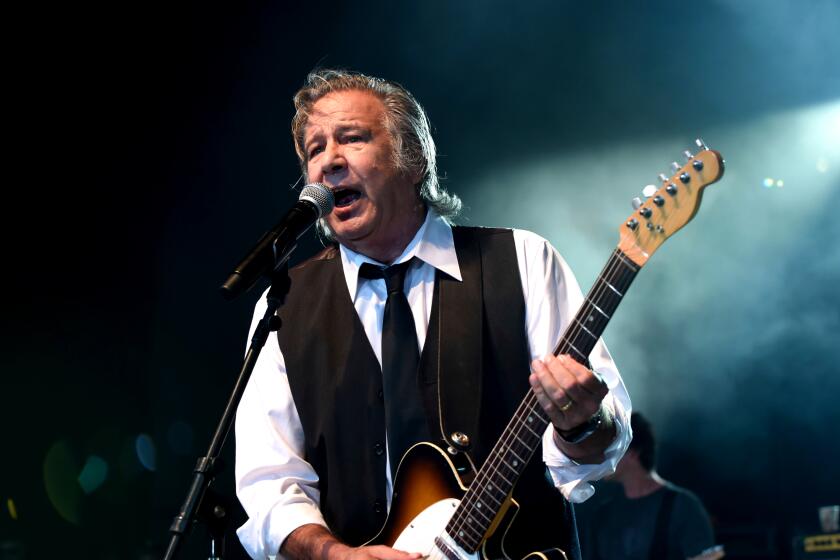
[[649, 487, 677, 560], [425, 226, 532, 472], [433, 226, 484, 448]]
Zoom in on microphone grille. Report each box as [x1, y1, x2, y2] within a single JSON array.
[[299, 182, 335, 217]]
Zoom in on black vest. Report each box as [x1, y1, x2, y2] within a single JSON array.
[[277, 227, 579, 558]]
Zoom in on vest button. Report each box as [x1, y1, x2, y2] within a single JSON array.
[[374, 443, 384, 456], [373, 500, 384, 514]]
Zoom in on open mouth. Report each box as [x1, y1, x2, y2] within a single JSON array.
[[332, 187, 362, 208]]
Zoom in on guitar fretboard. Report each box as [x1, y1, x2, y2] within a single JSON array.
[[444, 248, 639, 552]]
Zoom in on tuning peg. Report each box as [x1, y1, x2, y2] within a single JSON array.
[[695, 138, 708, 150], [658, 173, 669, 183], [632, 197, 644, 210], [671, 161, 681, 172], [642, 185, 658, 199], [683, 150, 694, 160]]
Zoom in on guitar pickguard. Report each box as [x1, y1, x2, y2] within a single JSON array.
[[392, 498, 477, 560]]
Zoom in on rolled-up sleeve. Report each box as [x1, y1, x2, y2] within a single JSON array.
[[235, 294, 328, 560], [513, 230, 632, 503]]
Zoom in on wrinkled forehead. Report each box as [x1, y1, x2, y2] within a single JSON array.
[[303, 90, 388, 140]]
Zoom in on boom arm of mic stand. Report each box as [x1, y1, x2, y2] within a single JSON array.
[[163, 266, 292, 560]]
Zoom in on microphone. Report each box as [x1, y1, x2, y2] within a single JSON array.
[[220, 183, 334, 300]]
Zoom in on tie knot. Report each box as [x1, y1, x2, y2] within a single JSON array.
[[360, 259, 413, 295]]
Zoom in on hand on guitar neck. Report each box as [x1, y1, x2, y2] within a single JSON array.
[[282, 524, 422, 560], [530, 354, 617, 463]]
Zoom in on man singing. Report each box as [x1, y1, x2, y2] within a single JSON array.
[[235, 69, 632, 560]]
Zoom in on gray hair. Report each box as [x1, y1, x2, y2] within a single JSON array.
[[291, 68, 461, 241]]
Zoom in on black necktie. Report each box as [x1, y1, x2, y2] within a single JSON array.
[[359, 258, 429, 475]]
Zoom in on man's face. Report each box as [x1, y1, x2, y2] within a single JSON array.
[[303, 89, 423, 259]]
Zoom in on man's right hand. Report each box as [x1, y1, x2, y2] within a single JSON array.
[[282, 524, 422, 560]]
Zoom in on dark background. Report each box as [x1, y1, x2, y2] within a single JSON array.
[[3, 1, 839, 559]]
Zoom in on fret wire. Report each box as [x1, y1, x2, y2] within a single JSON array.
[[452, 523, 482, 544], [520, 418, 542, 437], [475, 496, 501, 522], [500, 443, 526, 466], [567, 341, 588, 361], [572, 317, 597, 340], [504, 446, 526, 464], [572, 331, 596, 351], [509, 431, 535, 452], [467, 503, 493, 524], [614, 249, 639, 272], [601, 252, 635, 291], [603, 279, 623, 297], [490, 466, 514, 487], [589, 301, 610, 319], [479, 489, 502, 507]]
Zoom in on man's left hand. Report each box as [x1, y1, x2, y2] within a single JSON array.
[[529, 354, 608, 433]]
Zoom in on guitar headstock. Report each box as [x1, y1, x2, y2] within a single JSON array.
[[618, 139, 725, 266]]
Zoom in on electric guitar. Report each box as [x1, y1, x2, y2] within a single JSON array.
[[367, 141, 726, 560]]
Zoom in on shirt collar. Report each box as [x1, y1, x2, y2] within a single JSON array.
[[340, 208, 463, 298]]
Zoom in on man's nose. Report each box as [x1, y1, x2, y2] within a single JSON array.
[[320, 143, 346, 176]]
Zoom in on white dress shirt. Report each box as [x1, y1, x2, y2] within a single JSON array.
[[235, 210, 632, 560]]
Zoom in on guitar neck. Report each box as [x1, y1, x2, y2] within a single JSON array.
[[552, 248, 640, 358], [445, 248, 640, 552], [443, 143, 724, 553]]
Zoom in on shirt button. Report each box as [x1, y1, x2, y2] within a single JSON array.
[[373, 500, 384, 514], [373, 443, 384, 456]]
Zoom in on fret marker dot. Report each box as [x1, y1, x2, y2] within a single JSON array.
[[513, 460, 519, 467], [459, 531, 464, 537], [528, 416, 533, 423], [477, 502, 482, 508], [468, 517, 474, 524], [588, 315, 594, 322]]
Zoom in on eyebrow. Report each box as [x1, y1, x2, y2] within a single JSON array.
[[305, 123, 372, 145]]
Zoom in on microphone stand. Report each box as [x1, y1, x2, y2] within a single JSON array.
[[163, 266, 291, 560]]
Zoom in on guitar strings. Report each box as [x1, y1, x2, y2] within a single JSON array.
[[445, 248, 635, 546], [444, 251, 628, 542], [445, 248, 638, 547], [445, 249, 635, 542]]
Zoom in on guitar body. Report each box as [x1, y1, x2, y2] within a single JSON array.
[[367, 442, 568, 560]]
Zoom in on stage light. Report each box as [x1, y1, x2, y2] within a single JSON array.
[[77, 455, 108, 494], [43, 440, 82, 525], [6, 498, 17, 520], [817, 157, 829, 173], [135, 434, 157, 472]]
